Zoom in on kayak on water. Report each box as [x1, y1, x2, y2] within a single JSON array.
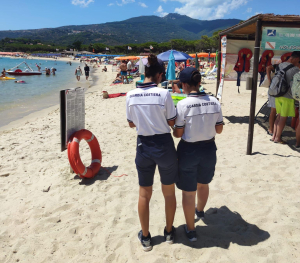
[[0, 77, 16, 80]]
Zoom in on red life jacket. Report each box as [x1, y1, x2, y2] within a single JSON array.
[[234, 48, 253, 73], [258, 50, 274, 73]]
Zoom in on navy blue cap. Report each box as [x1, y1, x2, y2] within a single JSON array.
[[179, 67, 199, 83]]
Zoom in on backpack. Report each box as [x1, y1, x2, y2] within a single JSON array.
[[291, 72, 300, 101], [268, 64, 294, 97]]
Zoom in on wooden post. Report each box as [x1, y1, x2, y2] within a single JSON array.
[[246, 19, 262, 155], [216, 36, 222, 96]]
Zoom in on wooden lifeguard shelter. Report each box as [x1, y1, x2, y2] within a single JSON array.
[[215, 14, 300, 155]]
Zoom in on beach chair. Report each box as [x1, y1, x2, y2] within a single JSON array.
[[135, 74, 145, 87], [255, 100, 271, 122], [201, 68, 210, 76]]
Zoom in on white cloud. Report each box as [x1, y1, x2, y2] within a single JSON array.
[[71, 0, 94, 7], [246, 7, 252, 13], [161, 0, 168, 2], [156, 5, 168, 16], [172, 0, 248, 20], [108, 2, 114, 6], [157, 5, 163, 13], [138, 2, 148, 8], [116, 0, 135, 6]]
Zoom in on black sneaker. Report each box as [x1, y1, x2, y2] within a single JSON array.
[[138, 230, 153, 252], [195, 209, 205, 220], [164, 226, 176, 244], [184, 225, 197, 242]]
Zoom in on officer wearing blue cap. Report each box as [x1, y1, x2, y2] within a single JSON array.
[[126, 54, 178, 251], [173, 67, 223, 242]]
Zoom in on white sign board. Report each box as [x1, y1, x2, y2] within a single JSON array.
[[65, 88, 85, 146]]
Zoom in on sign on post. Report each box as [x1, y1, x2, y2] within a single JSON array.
[[261, 27, 300, 51], [217, 35, 227, 99], [60, 87, 85, 152]]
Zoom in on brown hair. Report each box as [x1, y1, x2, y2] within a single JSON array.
[[145, 54, 164, 80], [186, 71, 201, 87]]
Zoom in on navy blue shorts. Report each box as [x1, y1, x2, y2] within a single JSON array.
[[176, 139, 217, 192], [135, 133, 178, 187]]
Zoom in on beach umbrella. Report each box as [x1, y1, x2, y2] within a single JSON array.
[[195, 53, 199, 70], [139, 57, 145, 74], [158, 50, 192, 62], [166, 50, 176, 81], [135, 57, 148, 66], [197, 53, 209, 58]]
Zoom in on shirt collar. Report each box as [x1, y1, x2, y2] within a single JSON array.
[[137, 82, 157, 89], [187, 91, 206, 97]]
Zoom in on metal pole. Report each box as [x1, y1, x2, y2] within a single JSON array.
[[246, 19, 262, 155], [216, 36, 221, 96]]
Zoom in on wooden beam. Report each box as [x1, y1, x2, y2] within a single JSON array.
[[246, 19, 262, 155], [216, 36, 221, 97]]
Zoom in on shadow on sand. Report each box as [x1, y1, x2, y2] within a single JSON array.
[[152, 206, 270, 249], [73, 165, 119, 185]]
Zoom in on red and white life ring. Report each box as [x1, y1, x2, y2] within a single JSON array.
[[68, 129, 102, 179]]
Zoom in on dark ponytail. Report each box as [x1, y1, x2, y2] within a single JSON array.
[[187, 71, 201, 87], [145, 54, 164, 80]]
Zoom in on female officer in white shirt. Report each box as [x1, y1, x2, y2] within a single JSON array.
[[126, 54, 178, 251], [173, 67, 223, 242]]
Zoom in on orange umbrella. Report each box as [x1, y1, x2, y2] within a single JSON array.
[[189, 54, 196, 58], [210, 53, 216, 57], [197, 53, 209, 57]]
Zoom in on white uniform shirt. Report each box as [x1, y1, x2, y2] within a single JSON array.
[[175, 92, 223, 142], [126, 82, 177, 136]]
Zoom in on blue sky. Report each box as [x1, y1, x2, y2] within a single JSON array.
[[0, 0, 299, 30]]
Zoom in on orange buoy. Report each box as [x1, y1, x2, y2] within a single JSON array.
[[68, 129, 102, 179]]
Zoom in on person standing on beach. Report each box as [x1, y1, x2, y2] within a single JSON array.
[[271, 51, 300, 144], [127, 60, 132, 75], [120, 60, 129, 84], [84, 64, 90, 80], [126, 54, 178, 252], [75, 66, 82, 81], [173, 67, 223, 242]]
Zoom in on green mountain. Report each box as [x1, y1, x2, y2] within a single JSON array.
[[0, 14, 240, 46]]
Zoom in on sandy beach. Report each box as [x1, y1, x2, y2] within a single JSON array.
[[0, 64, 300, 263]]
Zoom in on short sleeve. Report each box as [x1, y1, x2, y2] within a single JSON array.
[[126, 95, 133, 123], [165, 92, 177, 121], [175, 102, 185, 128], [216, 107, 224, 126]]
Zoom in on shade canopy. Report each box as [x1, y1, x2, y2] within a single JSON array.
[[158, 50, 192, 62]]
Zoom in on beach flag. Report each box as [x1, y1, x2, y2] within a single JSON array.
[[150, 45, 153, 50], [106, 47, 110, 51], [128, 46, 132, 50]]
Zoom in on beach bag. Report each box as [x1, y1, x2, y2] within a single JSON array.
[[292, 72, 300, 101], [268, 64, 294, 97]]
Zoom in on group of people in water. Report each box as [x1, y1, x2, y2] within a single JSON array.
[[126, 54, 223, 251]]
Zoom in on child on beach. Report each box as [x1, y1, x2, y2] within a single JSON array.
[[173, 67, 223, 242], [126, 54, 178, 252]]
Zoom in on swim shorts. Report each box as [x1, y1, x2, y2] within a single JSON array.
[[85, 71, 89, 76], [135, 133, 178, 187], [275, 97, 295, 117], [176, 139, 217, 192], [121, 71, 127, 76]]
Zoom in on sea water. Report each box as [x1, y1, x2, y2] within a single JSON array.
[[0, 57, 87, 127]]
